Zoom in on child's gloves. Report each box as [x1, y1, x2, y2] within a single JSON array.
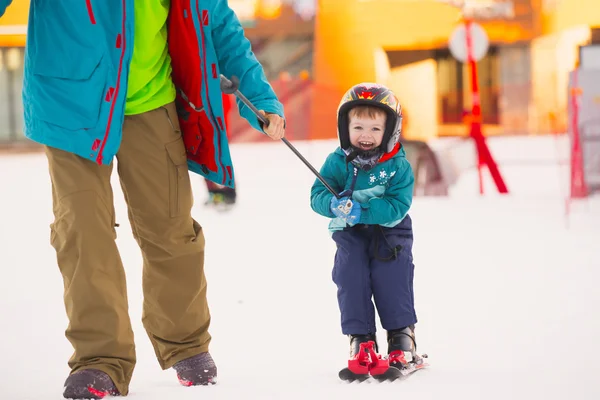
[[330, 195, 361, 225]]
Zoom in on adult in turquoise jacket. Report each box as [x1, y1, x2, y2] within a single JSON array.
[[0, 0, 284, 183], [0, 1, 285, 398]]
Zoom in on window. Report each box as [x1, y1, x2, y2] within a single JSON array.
[[436, 47, 500, 124]]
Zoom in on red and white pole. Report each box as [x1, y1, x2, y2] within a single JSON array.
[[464, 20, 508, 194], [569, 70, 587, 199], [465, 20, 484, 194]]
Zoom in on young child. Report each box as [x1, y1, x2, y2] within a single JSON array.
[[310, 83, 418, 372]]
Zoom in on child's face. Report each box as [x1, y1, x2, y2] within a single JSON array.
[[348, 113, 386, 151]]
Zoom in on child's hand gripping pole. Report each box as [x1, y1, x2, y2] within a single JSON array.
[[219, 74, 341, 199], [334, 197, 355, 217]]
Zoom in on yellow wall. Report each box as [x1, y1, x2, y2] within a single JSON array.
[[530, 26, 590, 133], [531, 0, 599, 133], [311, 0, 539, 139], [314, 0, 459, 95], [312, 0, 455, 139], [542, 0, 600, 34], [0, 0, 29, 47], [387, 59, 438, 142]]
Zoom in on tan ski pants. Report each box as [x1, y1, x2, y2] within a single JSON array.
[[45, 102, 210, 395]]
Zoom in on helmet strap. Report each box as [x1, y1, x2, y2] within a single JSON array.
[[343, 146, 383, 171]]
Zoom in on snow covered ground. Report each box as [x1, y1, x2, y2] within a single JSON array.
[[0, 136, 598, 399]]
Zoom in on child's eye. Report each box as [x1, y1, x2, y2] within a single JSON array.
[[353, 126, 363, 130]]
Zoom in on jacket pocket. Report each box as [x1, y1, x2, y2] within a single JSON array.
[[166, 138, 193, 218], [29, 49, 107, 131], [29, 0, 107, 131]]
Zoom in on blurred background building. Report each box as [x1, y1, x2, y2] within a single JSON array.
[[1, 0, 599, 192], [2, 0, 599, 142]]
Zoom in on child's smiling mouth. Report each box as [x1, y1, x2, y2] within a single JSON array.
[[358, 141, 375, 150]]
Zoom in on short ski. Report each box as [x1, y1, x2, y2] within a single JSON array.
[[338, 341, 428, 382], [338, 367, 370, 382]]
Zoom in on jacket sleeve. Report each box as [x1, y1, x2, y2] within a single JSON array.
[[211, 0, 284, 133], [310, 153, 345, 218], [0, 1, 14, 17], [359, 158, 414, 225]]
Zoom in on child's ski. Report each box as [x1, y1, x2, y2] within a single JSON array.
[[338, 367, 370, 382], [338, 341, 429, 382]]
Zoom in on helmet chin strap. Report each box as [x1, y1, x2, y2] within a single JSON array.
[[344, 147, 359, 163], [344, 146, 383, 172]]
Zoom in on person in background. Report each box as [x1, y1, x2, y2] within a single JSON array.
[[204, 93, 238, 209]]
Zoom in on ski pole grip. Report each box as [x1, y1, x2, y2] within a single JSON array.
[[219, 74, 239, 94]]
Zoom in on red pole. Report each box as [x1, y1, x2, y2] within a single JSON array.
[[570, 70, 588, 198], [465, 20, 484, 194], [464, 20, 508, 194]]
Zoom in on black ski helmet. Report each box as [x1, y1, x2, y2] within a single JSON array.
[[337, 83, 403, 154]]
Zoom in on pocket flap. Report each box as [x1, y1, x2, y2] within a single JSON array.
[[166, 139, 188, 167], [33, 50, 104, 80]]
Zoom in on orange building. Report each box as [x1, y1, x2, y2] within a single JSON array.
[[311, 0, 600, 141]]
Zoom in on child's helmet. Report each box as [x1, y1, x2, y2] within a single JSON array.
[[337, 83, 403, 154]]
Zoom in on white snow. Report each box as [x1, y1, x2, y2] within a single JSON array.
[[0, 136, 598, 400]]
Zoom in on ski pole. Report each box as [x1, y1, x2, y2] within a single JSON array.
[[219, 74, 341, 199]]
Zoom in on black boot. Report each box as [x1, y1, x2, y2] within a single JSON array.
[[349, 333, 378, 358], [387, 325, 416, 355]]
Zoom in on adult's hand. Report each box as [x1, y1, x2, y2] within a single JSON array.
[[259, 111, 285, 140]]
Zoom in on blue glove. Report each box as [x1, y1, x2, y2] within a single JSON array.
[[330, 196, 361, 225]]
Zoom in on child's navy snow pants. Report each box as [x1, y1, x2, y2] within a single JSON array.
[[331, 215, 417, 335]]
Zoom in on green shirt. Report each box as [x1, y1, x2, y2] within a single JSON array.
[[125, 0, 176, 115]]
